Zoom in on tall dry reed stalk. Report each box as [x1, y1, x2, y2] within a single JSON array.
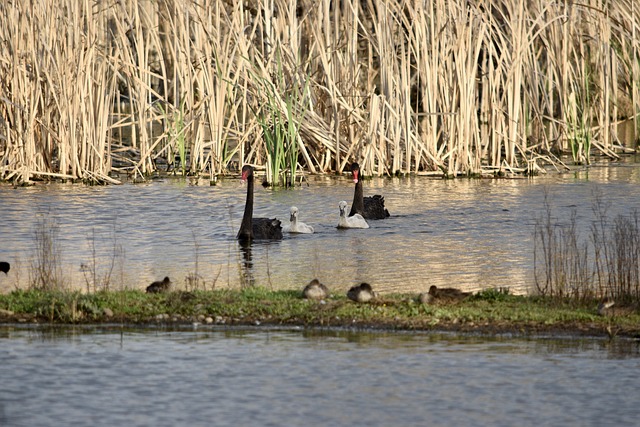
[[0, 0, 638, 185], [30, 214, 66, 291], [80, 225, 123, 293], [534, 189, 640, 302]]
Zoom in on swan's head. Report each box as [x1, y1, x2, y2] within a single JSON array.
[[240, 165, 253, 182], [289, 206, 299, 222], [338, 200, 348, 216], [350, 162, 360, 183]]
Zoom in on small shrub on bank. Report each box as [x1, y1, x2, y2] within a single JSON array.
[[534, 190, 640, 303]]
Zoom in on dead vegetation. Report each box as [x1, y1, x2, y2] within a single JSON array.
[[0, 1, 639, 185]]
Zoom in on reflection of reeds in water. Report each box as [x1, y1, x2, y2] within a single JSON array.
[[1, 1, 638, 185], [534, 189, 640, 303]]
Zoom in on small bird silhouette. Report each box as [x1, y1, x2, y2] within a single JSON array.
[[146, 277, 172, 293]]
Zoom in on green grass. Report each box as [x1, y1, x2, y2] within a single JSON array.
[[1, 288, 638, 338]]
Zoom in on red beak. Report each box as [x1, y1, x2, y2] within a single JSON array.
[[352, 170, 359, 183]]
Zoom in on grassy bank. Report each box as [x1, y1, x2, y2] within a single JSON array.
[[1, 287, 638, 338]]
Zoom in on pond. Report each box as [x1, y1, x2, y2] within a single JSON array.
[[0, 325, 638, 426], [2, 161, 640, 295]]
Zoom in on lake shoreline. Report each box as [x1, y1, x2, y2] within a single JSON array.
[[1, 288, 638, 340], [0, 319, 633, 340]]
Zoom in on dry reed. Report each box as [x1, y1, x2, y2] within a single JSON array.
[[0, 0, 638, 185], [534, 189, 640, 302]]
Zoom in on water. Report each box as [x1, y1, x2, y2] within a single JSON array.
[[3, 162, 640, 294], [0, 325, 638, 427]]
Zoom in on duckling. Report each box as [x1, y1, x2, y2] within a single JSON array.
[[347, 282, 376, 303], [423, 285, 470, 302], [597, 297, 638, 316], [419, 292, 434, 304], [0, 262, 9, 275], [597, 297, 615, 316], [146, 277, 172, 293], [302, 279, 329, 300]]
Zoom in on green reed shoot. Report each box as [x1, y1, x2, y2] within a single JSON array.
[[567, 78, 593, 165], [251, 47, 308, 187]]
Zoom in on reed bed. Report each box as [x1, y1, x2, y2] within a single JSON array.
[[0, 0, 639, 185]]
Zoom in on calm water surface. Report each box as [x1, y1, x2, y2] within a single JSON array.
[[0, 326, 638, 427], [3, 162, 640, 294]]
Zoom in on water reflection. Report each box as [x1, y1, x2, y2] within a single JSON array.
[[235, 241, 250, 284], [2, 163, 640, 295], [4, 324, 639, 358], [1, 326, 639, 426]]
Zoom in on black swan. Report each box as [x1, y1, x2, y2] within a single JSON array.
[[146, 276, 172, 293], [337, 201, 369, 229], [347, 282, 376, 302], [303, 279, 329, 300], [349, 162, 390, 219], [0, 262, 9, 275], [283, 206, 314, 234], [237, 165, 283, 242]]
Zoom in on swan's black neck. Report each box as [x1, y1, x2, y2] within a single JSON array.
[[350, 176, 365, 217], [238, 167, 254, 241]]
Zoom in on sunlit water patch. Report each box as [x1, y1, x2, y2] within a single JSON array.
[[3, 163, 640, 295]]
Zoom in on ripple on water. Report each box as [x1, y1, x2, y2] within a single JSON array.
[[2, 165, 640, 294], [0, 327, 639, 426]]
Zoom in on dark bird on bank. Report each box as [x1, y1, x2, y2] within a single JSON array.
[[597, 297, 638, 316], [146, 277, 172, 293], [303, 279, 329, 300], [0, 262, 9, 275], [347, 282, 377, 303], [420, 285, 471, 303], [349, 162, 390, 220], [597, 297, 615, 316], [237, 165, 283, 242]]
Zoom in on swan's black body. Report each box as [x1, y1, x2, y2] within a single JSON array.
[[0, 262, 9, 275], [237, 165, 283, 242], [349, 162, 390, 219]]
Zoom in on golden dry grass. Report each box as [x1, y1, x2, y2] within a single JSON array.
[[0, 0, 638, 184]]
